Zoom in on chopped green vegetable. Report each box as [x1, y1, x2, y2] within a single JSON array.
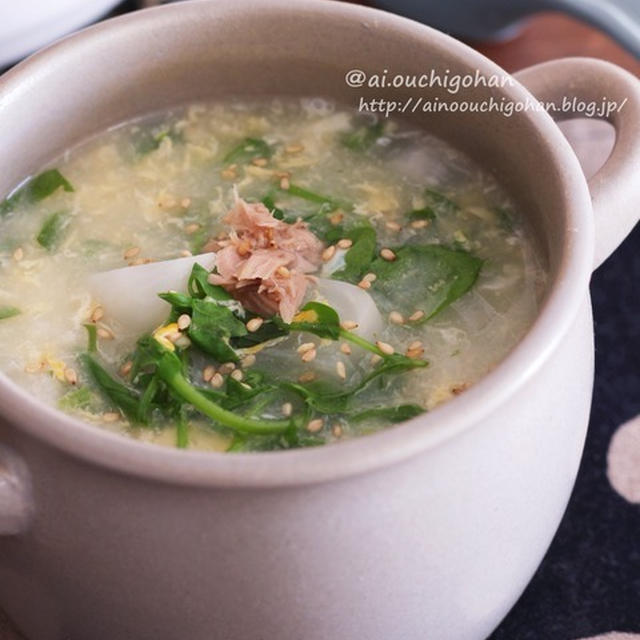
[[83, 323, 98, 353], [58, 387, 95, 411], [223, 137, 272, 165], [175, 405, 189, 449], [188, 263, 232, 301], [36, 211, 70, 251], [135, 127, 183, 155], [280, 182, 344, 211], [332, 223, 377, 283], [370, 245, 483, 320], [188, 298, 247, 362], [0, 306, 21, 321], [1, 169, 73, 216], [341, 121, 385, 151], [424, 187, 459, 214], [408, 206, 436, 222], [135, 338, 291, 435], [351, 404, 424, 423], [81, 354, 142, 422], [288, 301, 341, 340]]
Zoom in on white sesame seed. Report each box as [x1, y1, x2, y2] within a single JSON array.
[[411, 219, 429, 229], [332, 423, 343, 438], [362, 272, 377, 283], [336, 361, 346, 380], [174, 335, 191, 349], [124, 246, 140, 260], [120, 361, 133, 377], [306, 418, 324, 433], [230, 369, 244, 381], [180, 249, 193, 257], [177, 314, 191, 330], [180, 197, 192, 209], [246, 318, 264, 332], [376, 340, 395, 355], [103, 412, 121, 423], [282, 402, 293, 416], [389, 311, 404, 325], [409, 310, 425, 322], [97, 327, 114, 340], [340, 320, 358, 330], [252, 157, 268, 167], [370, 354, 383, 365], [340, 343, 352, 355], [280, 176, 290, 190], [12, 247, 24, 261], [406, 347, 425, 359], [90, 306, 104, 323], [202, 365, 216, 382], [337, 238, 353, 249], [297, 342, 316, 354], [241, 354, 256, 368], [322, 245, 336, 262], [385, 221, 401, 232], [301, 348, 317, 363], [408, 340, 423, 351], [357, 279, 371, 290], [219, 362, 236, 374], [329, 211, 344, 226], [185, 223, 201, 235], [64, 368, 78, 385], [298, 371, 316, 383], [276, 265, 291, 278], [210, 373, 224, 388], [380, 248, 396, 261]]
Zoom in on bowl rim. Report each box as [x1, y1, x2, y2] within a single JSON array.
[[0, 0, 594, 488]]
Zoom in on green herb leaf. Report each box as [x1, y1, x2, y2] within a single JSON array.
[[58, 387, 96, 411], [135, 127, 183, 155], [289, 301, 341, 340], [1, 169, 73, 216], [341, 121, 385, 151], [332, 223, 377, 283], [0, 306, 21, 321], [408, 206, 435, 222], [27, 169, 74, 201], [36, 211, 70, 251], [83, 323, 98, 353], [231, 317, 289, 348], [81, 354, 142, 422], [188, 263, 231, 301], [223, 137, 272, 165], [351, 404, 424, 423], [424, 187, 459, 214], [370, 245, 483, 320], [188, 298, 247, 362]]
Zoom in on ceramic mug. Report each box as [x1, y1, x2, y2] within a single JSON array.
[[0, 1, 638, 639]]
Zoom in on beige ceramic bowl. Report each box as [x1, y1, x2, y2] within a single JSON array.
[[0, 1, 639, 639]]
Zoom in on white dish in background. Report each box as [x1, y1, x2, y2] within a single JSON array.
[[0, 0, 122, 68]]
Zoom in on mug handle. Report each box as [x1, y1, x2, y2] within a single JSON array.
[[0, 444, 32, 536], [514, 57, 640, 269]]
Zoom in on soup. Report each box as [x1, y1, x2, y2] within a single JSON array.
[[0, 99, 546, 452]]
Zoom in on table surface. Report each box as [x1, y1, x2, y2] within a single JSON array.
[[1, 5, 638, 640]]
